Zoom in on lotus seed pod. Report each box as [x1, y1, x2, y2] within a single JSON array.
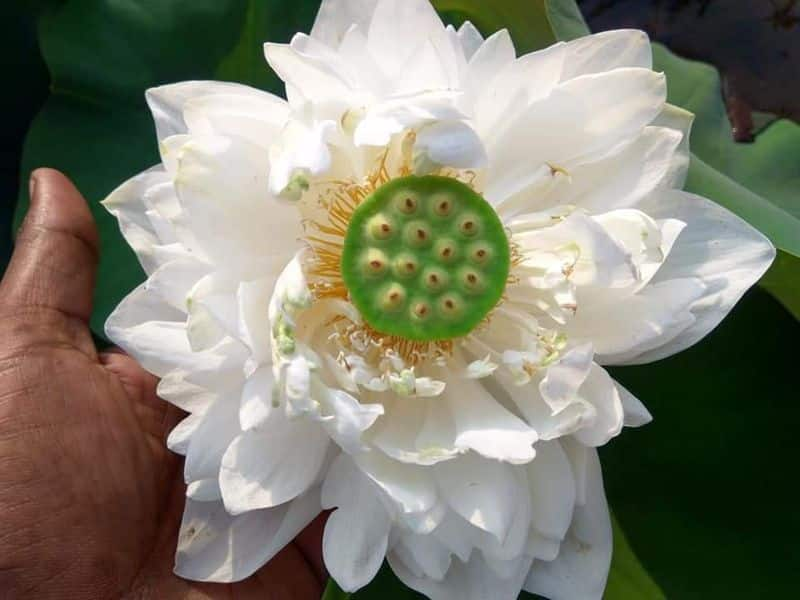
[[340, 175, 510, 341]]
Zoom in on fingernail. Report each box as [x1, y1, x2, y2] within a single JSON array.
[[28, 171, 38, 201]]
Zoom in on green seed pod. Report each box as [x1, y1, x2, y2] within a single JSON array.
[[340, 175, 510, 341]]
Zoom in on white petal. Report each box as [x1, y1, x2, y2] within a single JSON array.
[[321, 454, 390, 592], [186, 478, 222, 502], [628, 190, 775, 363], [320, 387, 384, 454], [415, 120, 487, 169], [102, 167, 172, 274], [435, 453, 520, 541], [390, 550, 533, 600], [355, 450, 438, 514], [524, 449, 612, 600], [539, 344, 594, 413], [183, 91, 289, 149], [474, 42, 566, 136], [370, 397, 459, 466], [393, 532, 452, 581], [167, 412, 203, 455], [516, 213, 638, 288], [146, 81, 272, 143], [566, 278, 707, 363], [527, 440, 577, 541], [144, 256, 211, 311], [105, 285, 190, 377], [366, 0, 446, 78], [354, 90, 463, 147], [171, 134, 300, 268], [157, 372, 215, 414], [219, 411, 329, 514], [457, 21, 484, 60], [175, 486, 321, 582], [616, 380, 653, 427], [561, 29, 652, 81], [237, 277, 275, 365], [184, 395, 241, 483], [652, 103, 694, 189], [239, 365, 274, 431], [461, 29, 516, 111], [264, 40, 354, 105], [488, 68, 666, 186], [548, 126, 684, 212], [443, 375, 538, 464], [310, 0, 379, 47], [573, 364, 625, 447]]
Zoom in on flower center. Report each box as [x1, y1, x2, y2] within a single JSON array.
[[340, 175, 510, 341]]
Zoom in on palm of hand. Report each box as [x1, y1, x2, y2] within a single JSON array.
[[0, 170, 324, 599]]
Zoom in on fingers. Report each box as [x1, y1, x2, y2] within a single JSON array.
[[0, 169, 99, 322]]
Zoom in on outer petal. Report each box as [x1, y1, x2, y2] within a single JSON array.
[[623, 190, 775, 363], [487, 68, 666, 191], [102, 167, 173, 274], [527, 440, 577, 541], [390, 550, 533, 600], [184, 393, 242, 483], [366, 0, 447, 78], [146, 81, 274, 143], [355, 450, 438, 514], [105, 285, 191, 376], [442, 374, 538, 464], [544, 126, 684, 212], [572, 364, 625, 447], [524, 449, 612, 600], [616, 380, 653, 427], [560, 29, 652, 81], [566, 278, 707, 364], [174, 486, 321, 582], [309, 0, 379, 48], [219, 409, 329, 515], [322, 454, 391, 592], [183, 91, 289, 149], [170, 133, 301, 268], [456, 21, 484, 60], [435, 453, 520, 542]]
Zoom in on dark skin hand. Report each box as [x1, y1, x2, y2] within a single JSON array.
[[0, 169, 326, 599]]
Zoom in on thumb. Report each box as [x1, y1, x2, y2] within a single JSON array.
[[0, 169, 99, 322]]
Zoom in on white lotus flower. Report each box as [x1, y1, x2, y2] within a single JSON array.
[[103, 0, 775, 598]]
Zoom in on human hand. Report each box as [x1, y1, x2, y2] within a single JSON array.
[[0, 170, 326, 599]]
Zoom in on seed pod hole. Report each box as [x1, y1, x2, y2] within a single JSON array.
[[367, 214, 394, 240]]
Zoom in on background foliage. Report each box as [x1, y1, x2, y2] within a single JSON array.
[[4, 0, 798, 598]]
